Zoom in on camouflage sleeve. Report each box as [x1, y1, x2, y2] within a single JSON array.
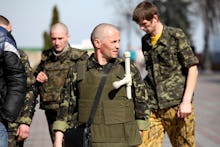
[[34, 50, 48, 77], [15, 50, 38, 125], [131, 63, 150, 130], [176, 29, 199, 68], [53, 66, 78, 133]]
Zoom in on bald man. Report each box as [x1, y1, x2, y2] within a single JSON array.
[[34, 22, 88, 143], [53, 23, 150, 147]]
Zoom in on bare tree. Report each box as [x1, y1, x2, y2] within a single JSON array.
[[42, 5, 60, 50], [110, 0, 192, 51], [110, 0, 143, 50], [192, 0, 220, 72], [154, 0, 192, 41]]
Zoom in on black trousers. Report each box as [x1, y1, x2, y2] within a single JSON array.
[[45, 109, 57, 143]]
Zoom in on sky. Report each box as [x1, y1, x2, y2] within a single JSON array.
[[0, 0, 117, 47], [1, 0, 204, 53]]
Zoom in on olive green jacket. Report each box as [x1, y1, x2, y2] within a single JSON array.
[[53, 54, 150, 146]]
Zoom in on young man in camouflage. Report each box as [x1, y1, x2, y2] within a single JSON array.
[[34, 22, 88, 143], [53, 23, 150, 147], [8, 49, 38, 147], [132, 1, 199, 147]]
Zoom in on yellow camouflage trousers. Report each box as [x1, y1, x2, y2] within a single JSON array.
[[139, 105, 195, 147]]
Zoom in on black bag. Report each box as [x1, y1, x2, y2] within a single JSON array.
[[64, 123, 91, 147]]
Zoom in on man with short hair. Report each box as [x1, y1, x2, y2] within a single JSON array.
[[132, 1, 199, 147], [0, 15, 26, 147], [53, 23, 150, 147], [35, 22, 88, 143]]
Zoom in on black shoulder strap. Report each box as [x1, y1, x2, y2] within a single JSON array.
[[87, 63, 113, 126]]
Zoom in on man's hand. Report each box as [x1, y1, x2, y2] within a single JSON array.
[[16, 124, 30, 141], [139, 130, 143, 137], [177, 102, 192, 118], [36, 71, 48, 83]]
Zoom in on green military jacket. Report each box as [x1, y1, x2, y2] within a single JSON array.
[[141, 25, 199, 109], [53, 54, 150, 146], [34, 45, 88, 110], [8, 49, 38, 135]]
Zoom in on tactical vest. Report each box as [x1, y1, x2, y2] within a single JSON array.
[[75, 60, 141, 145], [39, 47, 86, 110]]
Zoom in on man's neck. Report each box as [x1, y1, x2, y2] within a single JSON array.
[[152, 22, 163, 37], [94, 51, 108, 65], [53, 44, 69, 56]]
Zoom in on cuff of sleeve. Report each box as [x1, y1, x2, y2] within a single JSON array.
[[17, 117, 32, 126], [136, 120, 150, 131], [53, 120, 69, 133]]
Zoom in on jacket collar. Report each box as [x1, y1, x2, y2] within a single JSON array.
[[143, 25, 171, 47], [158, 25, 172, 46], [0, 26, 8, 34], [87, 53, 117, 70]]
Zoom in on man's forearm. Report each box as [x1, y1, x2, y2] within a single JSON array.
[[182, 65, 198, 103], [54, 131, 64, 147]]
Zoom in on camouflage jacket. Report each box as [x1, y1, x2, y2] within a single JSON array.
[[8, 49, 38, 134], [142, 25, 199, 109], [34, 45, 88, 110], [53, 54, 150, 135]]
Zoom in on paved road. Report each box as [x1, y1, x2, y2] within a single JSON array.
[[24, 72, 220, 147]]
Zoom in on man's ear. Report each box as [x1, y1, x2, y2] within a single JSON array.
[[67, 34, 70, 40], [153, 14, 159, 22], [93, 39, 102, 49]]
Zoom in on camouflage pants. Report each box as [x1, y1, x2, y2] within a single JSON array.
[[139, 105, 195, 147]]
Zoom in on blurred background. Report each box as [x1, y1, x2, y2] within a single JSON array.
[[1, 0, 220, 72], [1, 0, 220, 146]]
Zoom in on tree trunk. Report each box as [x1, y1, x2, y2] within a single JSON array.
[[203, 25, 212, 73]]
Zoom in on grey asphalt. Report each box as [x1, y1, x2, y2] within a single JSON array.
[[23, 72, 220, 147]]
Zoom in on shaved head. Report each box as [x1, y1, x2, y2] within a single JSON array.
[[50, 22, 69, 35], [50, 22, 70, 53], [90, 23, 119, 44], [90, 23, 120, 64]]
